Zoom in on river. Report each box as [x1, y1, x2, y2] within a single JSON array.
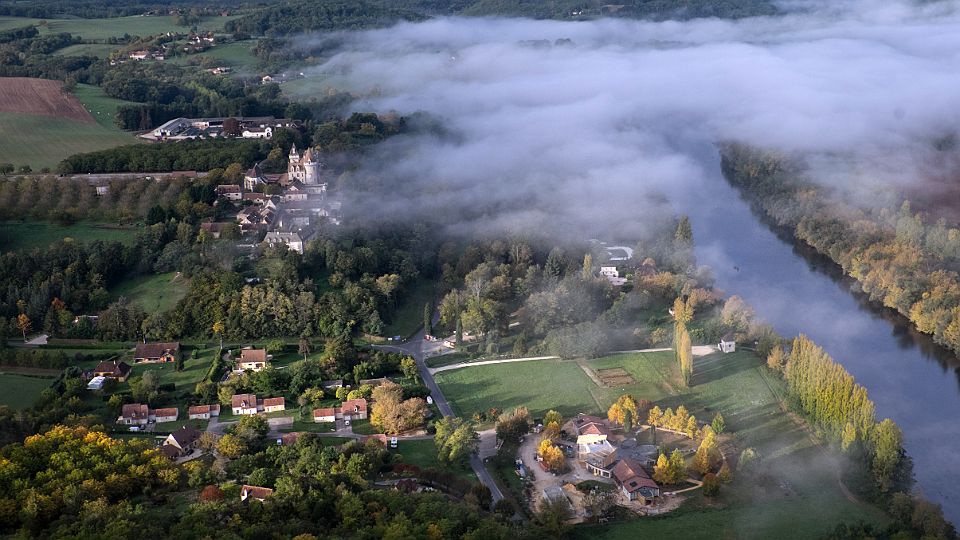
[[680, 148, 960, 523]]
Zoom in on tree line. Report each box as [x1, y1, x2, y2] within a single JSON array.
[[722, 143, 960, 357]]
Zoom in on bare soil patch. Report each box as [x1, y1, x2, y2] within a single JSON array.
[[596, 367, 636, 387], [0, 78, 94, 122]]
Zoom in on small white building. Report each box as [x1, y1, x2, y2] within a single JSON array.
[[719, 334, 736, 353], [87, 376, 106, 390], [599, 266, 619, 277], [263, 231, 309, 254]]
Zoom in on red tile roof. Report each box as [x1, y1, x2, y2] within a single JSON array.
[[153, 407, 178, 418], [134, 342, 180, 359], [240, 349, 268, 363], [612, 459, 658, 491], [341, 399, 367, 413], [262, 397, 284, 408], [241, 485, 273, 501], [121, 403, 149, 420], [232, 393, 257, 409], [313, 407, 335, 418]]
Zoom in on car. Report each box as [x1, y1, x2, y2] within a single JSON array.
[[345, 419, 351, 426]]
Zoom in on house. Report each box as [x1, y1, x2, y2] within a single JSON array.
[[153, 407, 179, 423], [240, 485, 273, 502], [262, 397, 285, 413], [573, 414, 610, 436], [575, 415, 617, 475], [282, 181, 309, 202], [241, 126, 273, 139], [236, 206, 275, 229], [719, 333, 736, 353], [232, 393, 258, 415], [313, 407, 336, 423], [611, 458, 660, 503], [133, 342, 180, 364], [200, 222, 232, 239], [93, 360, 131, 382], [599, 266, 619, 277], [263, 231, 309, 254], [162, 425, 202, 458], [340, 399, 368, 420], [216, 184, 242, 201], [237, 348, 270, 372], [243, 163, 266, 191], [118, 403, 150, 425], [188, 404, 220, 420]]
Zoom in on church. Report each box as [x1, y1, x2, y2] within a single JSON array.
[[287, 144, 322, 185]]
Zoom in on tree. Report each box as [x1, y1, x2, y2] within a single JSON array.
[[543, 410, 563, 429], [841, 422, 857, 452], [400, 356, 418, 379], [607, 394, 639, 430], [495, 407, 530, 444], [217, 433, 246, 459], [675, 215, 693, 245], [676, 324, 693, 386], [766, 345, 785, 373], [693, 429, 718, 474], [537, 439, 565, 473], [701, 473, 720, 497], [711, 412, 725, 435], [653, 452, 671, 484], [212, 320, 225, 349], [370, 381, 426, 434], [298, 337, 311, 361], [872, 418, 903, 492], [234, 413, 270, 444], [0, 163, 13, 175], [647, 406, 663, 427], [581, 253, 593, 280], [130, 370, 160, 403], [423, 302, 433, 335], [16, 313, 31, 340], [434, 416, 478, 463]]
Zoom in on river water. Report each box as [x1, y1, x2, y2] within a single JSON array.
[[681, 149, 960, 523]]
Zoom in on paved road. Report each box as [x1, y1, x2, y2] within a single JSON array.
[[375, 324, 505, 504]]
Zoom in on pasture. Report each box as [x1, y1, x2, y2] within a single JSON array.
[[188, 40, 259, 71], [0, 221, 138, 252], [53, 43, 118, 58], [112, 272, 189, 313], [384, 279, 436, 339], [0, 15, 238, 40], [439, 350, 888, 538], [395, 439, 477, 482], [0, 78, 139, 169], [0, 372, 54, 409]]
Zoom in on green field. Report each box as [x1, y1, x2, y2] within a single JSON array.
[[189, 40, 259, 71], [73, 84, 142, 130], [0, 373, 54, 408], [394, 438, 476, 482], [439, 350, 888, 538], [0, 221, 139, 252], [0, 111, 137, 171], [384, 279, 436, 339], [54, 43, 119, 58], [0, 15, 238, 40], [112, 272, 189, 313]]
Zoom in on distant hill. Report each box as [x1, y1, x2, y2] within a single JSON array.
[[225, 0, 780, 36]]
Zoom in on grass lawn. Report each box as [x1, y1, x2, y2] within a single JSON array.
[[394, 439, 476, 482], [0, 15, 238, 40], [425, 352, 471, 369], [0, 221, 139, 252], [73, 83, 142, 130], [0, 110, 137, 171], [0, 372, 54, 408], [54, 43, 119, 58], [122, 345, 217, 395], [440, 350, 889, 538], [190, 40, 259, 71], [434, 358, 605, 418], [112, 272, 189, 313], [281, 419, 337, 433], [383, 279, 435, 339], [348, 418, 378, 435]]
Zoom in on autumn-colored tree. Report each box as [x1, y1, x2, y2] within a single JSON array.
[[673, 297, 693, 325], [217, 433, 246, 459], [647, 405, 663, 427], [496, 406, 530, 444], [607, 394, 639, 430], [841, 422, 857, 452], [685, 415, 700, 439], [693, 428, 718, 475], [676, 324, 693, 386], [370, 382, 427, 434], [766, 345, 786, 373], [538, 439, 565, 473], [543, 410, 563, 428], [16, 313, 31, 340], [199, 485, 224, 501], [872, 418, 903, 492]]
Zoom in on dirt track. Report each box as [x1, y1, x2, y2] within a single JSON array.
[[0, 78, 94, 123]]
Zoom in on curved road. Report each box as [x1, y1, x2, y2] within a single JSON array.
[[375, 327, 505, 504]]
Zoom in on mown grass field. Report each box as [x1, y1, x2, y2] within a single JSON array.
[[188, 40, 259, 71], [112, 272, 189, 313], [0, 15, 238, 40], [0, 373, 54, 408], [73, 84, 142, 130], [394, 438, 476, 482], [0, 111, 136, 171], [439, 350, 888, 538], [54, 43, 118, 58], [0, 221, 139, 252]]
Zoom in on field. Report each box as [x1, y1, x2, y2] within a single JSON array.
[[53, 43, 118, 58], [0, 221, 139, 252], [439, 351, 888, 538], [73, 84, 142, 130], [394, 439, 476, 482], [112, 272, 189, 313], [0, 373, 54, 408], [0, 15, 238, 40], [186, 40, 259, 71], [0, 77, 92, 121]]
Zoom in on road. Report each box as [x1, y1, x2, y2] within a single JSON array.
[[375, 325, 505, 504]]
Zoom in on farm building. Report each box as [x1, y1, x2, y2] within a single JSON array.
[[133, 342, 180, 364]]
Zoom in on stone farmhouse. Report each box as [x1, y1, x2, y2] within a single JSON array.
[[133, 342, 180, 364]]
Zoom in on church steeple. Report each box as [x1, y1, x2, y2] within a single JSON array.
[[289, 143, 300, 160]]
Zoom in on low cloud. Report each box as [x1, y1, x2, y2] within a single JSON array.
[[300, 0, 960, 237]]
